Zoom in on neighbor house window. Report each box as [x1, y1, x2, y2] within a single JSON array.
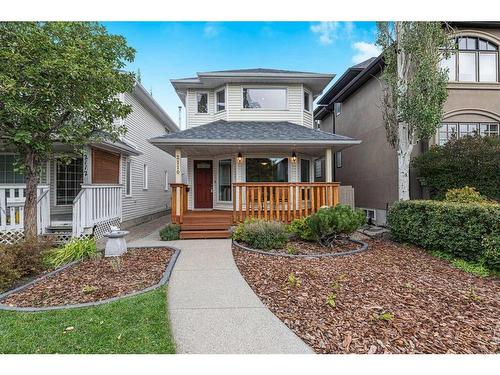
[[0, 154, 25, 184], [246, 158, 288, 182], [440, 37, 498, 82], [125, 158, 132, 196], [243, 88, 287, 110], [334, 102, 342, 117], [216, 89, 226, 112], [143, 164, 148, 189], [336, 151, 342, 168], [304, 91, 311, 112], [197, 92, 208, 113], [164, 170, 169, 191], [56, 158, 83, 205], [218, 159, 232, 201], [300, 159, 310, 182], [438, 122, 499, 145]]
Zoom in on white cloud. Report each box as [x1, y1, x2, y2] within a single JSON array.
[[351, 41, 381, 63], [310, 22, 356, 45], [204, 22, 221, 38]]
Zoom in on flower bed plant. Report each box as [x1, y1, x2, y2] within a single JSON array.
[[232, 219, 289, 250], [44, 237, 97, 268], [159, 224, 180, 241]]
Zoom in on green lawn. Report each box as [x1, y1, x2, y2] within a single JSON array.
[[0, 286, 175, 354]]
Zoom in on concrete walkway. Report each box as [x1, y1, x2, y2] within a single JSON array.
[[129, 235, 313, 354]]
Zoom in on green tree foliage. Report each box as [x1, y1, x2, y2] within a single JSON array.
[[413, 135, 500, 201], [0, 22, 136, 238], [376, 22, 452, 200]]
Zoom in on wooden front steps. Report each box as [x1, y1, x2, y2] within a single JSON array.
[[179, 210, 232, 239]]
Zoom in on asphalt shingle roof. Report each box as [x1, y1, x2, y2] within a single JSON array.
[[201, 68, 323, 75], [150, 120, 356, 142]]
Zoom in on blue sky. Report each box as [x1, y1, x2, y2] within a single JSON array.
[[102, 22, 380, 128]]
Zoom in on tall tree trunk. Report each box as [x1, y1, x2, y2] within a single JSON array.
[[397, 122, 413, 201], [24, 150, 39, 240]]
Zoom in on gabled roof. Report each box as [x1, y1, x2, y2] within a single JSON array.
[[314, 56, 384, 120], [171, 68, 335, 103]]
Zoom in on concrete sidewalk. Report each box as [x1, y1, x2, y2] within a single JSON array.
[[129, 236, 313, 354]]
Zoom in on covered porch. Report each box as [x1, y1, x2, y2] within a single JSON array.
[[150, 120, 361, 238]]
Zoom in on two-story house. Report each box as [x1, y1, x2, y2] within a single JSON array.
[[150, 68, 361, 238], [0, 81, 179, 243], [314, 22, 500, 225]]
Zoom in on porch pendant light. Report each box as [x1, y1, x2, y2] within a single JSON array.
[[237, 152, 243, 163], [292, 152, 297, 163]]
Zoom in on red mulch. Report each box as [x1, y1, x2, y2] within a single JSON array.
[[233, 239, 500, 354], [238, 238, 359, 255], [0, 248, 173, 308]]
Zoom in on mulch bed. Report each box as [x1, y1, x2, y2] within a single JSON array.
[[237, 238, 360, 255], [233, 239, 500, 354], [0, 248, 173, 308]]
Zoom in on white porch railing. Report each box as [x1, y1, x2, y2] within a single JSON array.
[[72, 184, 123, 237], [0, 184, 50, 234]]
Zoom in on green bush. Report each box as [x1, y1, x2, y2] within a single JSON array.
[[305, 205, 366, 241], [388, 200, 500, 262], [482, 234, 500, 272], [287, 217, 315, 241], [0, 239, 53, 291], [413, 135, 500, 200], [445, 186, 488, 203], [159, 224, 180, 241], [44, 237, 97, 268], [232, 219, 289, 250]]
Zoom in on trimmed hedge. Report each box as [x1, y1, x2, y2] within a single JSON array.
[[388, 200, 500, 264], [232, 219, 289, 250]]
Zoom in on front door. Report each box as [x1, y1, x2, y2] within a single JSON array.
[[194, 160, 213, 209]]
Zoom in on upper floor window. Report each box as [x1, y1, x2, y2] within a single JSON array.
[[243, 88, 287, 110], [216, 89, 226, 112], [304, 91, 311, 112], [440, 37, 498, 82], [334, 102, 342, 117], [438, 122, 499, 145], [197, 92, 208, 113]]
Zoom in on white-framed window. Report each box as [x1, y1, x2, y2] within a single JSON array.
[[304, 91, 311, 112], [334, 102, 342, 117], [216, 89, 226, 112], [125, 158, 132, 196], [438, 122, 499, 145], [440, 36, 498, 83], [143, 164, 148, 190], [56, 158, 83, 206], [196, 92, 208, 113], [242, 87, 287, 110], [164, 170, 169, 191], [336, 151, 342, 168], [218, 159, 232, 201]]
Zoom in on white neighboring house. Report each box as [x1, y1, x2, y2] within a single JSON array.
[[0, 81, 178, 242], [150, 68, 362, 239]]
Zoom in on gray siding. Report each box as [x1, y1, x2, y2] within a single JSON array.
[[120, 92, 176, 223]]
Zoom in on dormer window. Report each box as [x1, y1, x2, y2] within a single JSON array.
[[440, 37, 498, 82], [197, 92, 208, 113], [243, 88, 287, 110], [216, 89, 226, 112]]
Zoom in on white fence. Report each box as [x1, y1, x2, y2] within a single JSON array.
[[0, 184, 50, 234], [72, 184, 122, 237]]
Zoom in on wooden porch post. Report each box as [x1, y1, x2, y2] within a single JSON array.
[[175, 148, 182, 218]]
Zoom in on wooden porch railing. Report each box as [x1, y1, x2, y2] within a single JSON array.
[[170, 183, 188, 224], [232, 182, 340, 223]]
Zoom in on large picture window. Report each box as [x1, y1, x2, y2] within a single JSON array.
[[56, 158, 83, 205], [218, 159, 231, 201], [438, 122, 499, 145], [440, 36, 498, 83], [246, 158, 288, 182], [243, 88, 287, 110]]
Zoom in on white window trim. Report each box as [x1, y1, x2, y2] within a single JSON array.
[[125, 158, 132, 197], [215, 88, 226, 113], [303, 89, 312, 113], [164, 170, 169, 191], [195, 91, 209, 115], [241, 86, 289, 111], [143, 163, 148, 190]]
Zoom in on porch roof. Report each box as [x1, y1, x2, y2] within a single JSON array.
[[149, 120, 361, 157]]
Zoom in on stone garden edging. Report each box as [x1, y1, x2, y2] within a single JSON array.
[[0, 246, 181, 312], [232, 239, 368, 258]]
